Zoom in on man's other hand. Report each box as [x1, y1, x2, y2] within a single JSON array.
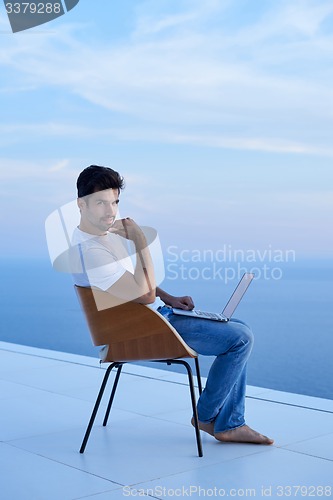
[[167, 295, 195, 310]]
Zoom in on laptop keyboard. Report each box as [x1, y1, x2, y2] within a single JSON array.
[[195, 310, 222, 320]]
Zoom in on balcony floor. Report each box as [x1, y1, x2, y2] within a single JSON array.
[[0, 341, 332, 499]]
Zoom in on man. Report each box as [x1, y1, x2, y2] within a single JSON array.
[[73, 165, 274, 445]]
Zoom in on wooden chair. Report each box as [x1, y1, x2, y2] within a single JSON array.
[[75, 285, 203, 457]]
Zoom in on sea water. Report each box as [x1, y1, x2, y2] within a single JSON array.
[[0, 258, 332, 400]]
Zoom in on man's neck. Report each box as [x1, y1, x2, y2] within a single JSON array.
[[78, 221, 107, 236]]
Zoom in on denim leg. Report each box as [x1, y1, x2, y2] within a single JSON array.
[[159, 307, 254, 433]]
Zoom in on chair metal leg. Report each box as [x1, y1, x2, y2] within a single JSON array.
[[79, 362, 118, 454], [161, 359, 203, 457], [103, 363, 123, 426], [194, 357, 203, 395], [81, 359, 203, 457]]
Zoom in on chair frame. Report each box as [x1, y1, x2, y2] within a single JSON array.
[[79, 357, 203, 457], [75, 285, 204, 457]]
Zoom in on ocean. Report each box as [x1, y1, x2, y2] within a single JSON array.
[[0, 258, 332, 400]]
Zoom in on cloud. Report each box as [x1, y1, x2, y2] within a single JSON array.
[[1, 121, 333, 157], [152, 132, 333, 156], [0, 157, 79, 204], [133, 0, 226, 36], [276, 0, 333, 37], [48, 159, 70, 172], [0, 0, 332, 156]]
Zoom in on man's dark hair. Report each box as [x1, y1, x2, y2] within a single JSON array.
[[77, 165, 125, 198]]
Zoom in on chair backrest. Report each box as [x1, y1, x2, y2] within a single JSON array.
[[75, 286, 197, 362]]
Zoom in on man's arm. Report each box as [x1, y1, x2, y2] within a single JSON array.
[[156, 286, 194, 310], [107, 218, 156, 305]]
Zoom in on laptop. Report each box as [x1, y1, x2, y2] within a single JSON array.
[[172, 273, 254, 322]]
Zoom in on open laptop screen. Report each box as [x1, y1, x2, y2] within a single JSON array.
[[222, 273, 254, 319]]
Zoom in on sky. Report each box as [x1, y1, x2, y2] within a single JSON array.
[[0, 0, 332, 260]]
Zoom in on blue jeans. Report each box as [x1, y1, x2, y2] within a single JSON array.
[[158, 306, 254, 433]]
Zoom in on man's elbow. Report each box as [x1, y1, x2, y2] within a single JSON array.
[[136, 290, 156, 305], [143, 290, 156, 304]]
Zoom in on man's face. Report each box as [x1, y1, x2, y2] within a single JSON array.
[[78, 188, 120, 234]]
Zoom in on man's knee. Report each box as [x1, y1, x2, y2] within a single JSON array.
[[236, 324, 254, 351]]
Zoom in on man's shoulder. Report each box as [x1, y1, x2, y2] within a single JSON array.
[[71, 226, 93, 245], [71, 227, 107, 250], [71, 229, 122, 267]]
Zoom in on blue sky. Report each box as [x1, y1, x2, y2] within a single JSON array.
[[0, 0, 332, 259]]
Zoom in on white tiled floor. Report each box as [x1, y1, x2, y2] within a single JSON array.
[[0, 341, 332, 500]]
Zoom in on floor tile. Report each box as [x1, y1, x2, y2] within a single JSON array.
[[0, 349, 61, 376], [1, 341, 333, 500], [0, 388, 134, 442], [108, 376, 196, 417], [285, 432, 333, 461], [135, 447, 333, 499], [0, 379, 48, 400], [256, 388, 333, 412], [158, 396, 333, 449], [0, 442, 119, 500], [76, 487, 151, 499], [246, 385, 269, 397], [10, 417, 270, 486], [0, 360, 101, 392], [245, 397, 333, 447]]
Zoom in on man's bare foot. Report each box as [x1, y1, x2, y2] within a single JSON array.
[[214, 425, 274, 445], [191, 416, 215, 436]]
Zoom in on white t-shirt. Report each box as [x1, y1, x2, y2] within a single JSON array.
[[71, 227, 163, 310]]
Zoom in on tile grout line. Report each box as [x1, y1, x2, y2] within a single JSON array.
[[277, 445, 333, 463], [247, 395, 333, 415]]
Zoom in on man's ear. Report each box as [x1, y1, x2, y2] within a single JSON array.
[[77, 197, 86, 212]]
